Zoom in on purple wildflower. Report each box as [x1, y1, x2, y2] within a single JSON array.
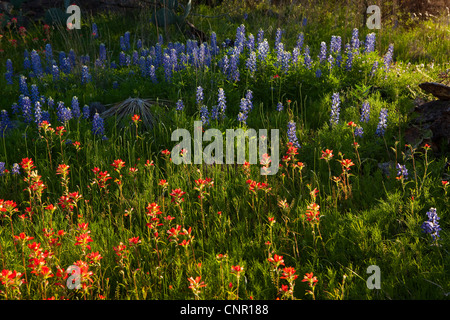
[[287, 120, 300, 148], [421, 208, 441, 242], [276, 102, 283, 112], [396, 163, 408, 180], [375, 108, 388, 137], [92, 113, 105, 136], [360, 102, 370, 123], [176, 99, 184, 111], [218, 88, 226, 118], [196, 86, 204, 106], [330, 92, 341, 127]]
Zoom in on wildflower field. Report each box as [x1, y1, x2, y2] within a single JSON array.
[[0, 0, 449, 302]]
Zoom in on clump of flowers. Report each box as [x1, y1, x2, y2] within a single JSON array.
[[421, 207, 441, 244]]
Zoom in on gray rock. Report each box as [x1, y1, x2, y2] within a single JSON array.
[[419, 82, 450, 101]]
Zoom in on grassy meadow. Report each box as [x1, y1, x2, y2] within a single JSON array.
[[0, 0, 449, 300]]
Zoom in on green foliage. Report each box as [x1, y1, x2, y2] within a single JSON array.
[[0, 1, 448, 301]]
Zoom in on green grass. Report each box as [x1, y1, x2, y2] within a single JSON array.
[[0, 1, 449, 300]]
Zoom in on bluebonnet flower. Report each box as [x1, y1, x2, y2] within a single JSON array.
[[246, 51, 257, 77], [31, 84, 39, 105], [95, 58, 104, 69], [330, 92, 341, 127], [110, 61, 117, 69], [354, 125, 364, 138], [256, 29, 264, 46], [287, 120, 300, 148], [303, 46, 312, 70], [218, 88, 226, 117], [196, 86, 204, 106], [99, 43, 107, 62], [124, 31, 131, 50], [345, 45, 353, 71], [21, 96, 33, 124], [158, 34, 164, 46], [19, 76, 29, 96], [57, 102, 72, 124], [276, 102, 283, 112], [132, 50, 139, 65], [31, 50, 43, 78], [72, 96, 81, 118], [257, 39, 269, 63], [327, 54, 335, 69], [139, 56, 146, 77], [360, 102, 370, 123], [69, 49, 77, 67], [113, 81, 119, 89], [83, 105, 90, 119], [59, 51, 66, 66], [210, 32, 219, 55], [41, 110, 50, 123], [120, 36, 126, 51], [210, 106, 219, 120], [12, 103, 19, 115], [61, 57, 72, 74], [246, 33, 255, 53], [237, 98, 249, 124], [0, 110, 12, 137], [52, 65, 60, 81], [229, 54, 240, 82], [330, 35, 341, 53], [370, 61, 379, 76], [220, 54, 229, 75], [92, 113, 105, 136], [364, 33, 376, 53], [176, 99, 184, 111], [235, 24, 246, 54], [163, 53, 172, 82], [81, 65, 92, 84], [275, 42, 284, 66], [48, 97, 54, 109], [199, 105, 210, 125], [296, 32, 304, 52], [45, 43, 53, 73], [149, 64, 157, 84], [245, 90, 253, 111], [281, 50, 291, 74], [24, 49, 31, 70], [383, 44, 394, 72], [275, 28, 283, 49], [292, 47, 301, 65], [5, 59, 13, 85], [421, 208, 441, 242], [119, 51, 126, 67], [318, 41, 327, 63], [302, 17, 307, 27], [335, 54, 342, 68], [4, 72, 12, 86], [92, 23, 99, 38], [11, 163, 20, 175], [0, 162, 5, 176], [375, 108, 388, 137], [137, 39, 142, 50], [81, 54, 90, 65], [315, 69, 322, 78], [34, 101, 43, 126], [396, 163, 408, 180], [351, 28, 360, 52], [23, 56, 31, 70]]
